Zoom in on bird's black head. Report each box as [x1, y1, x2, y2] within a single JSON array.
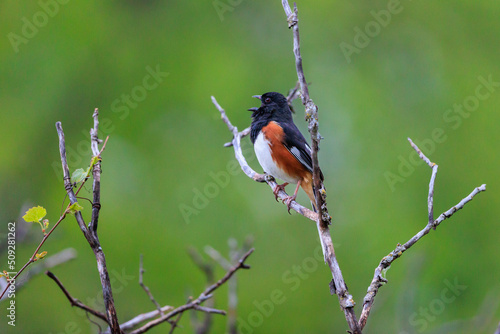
[[248, 92, 292, 121]]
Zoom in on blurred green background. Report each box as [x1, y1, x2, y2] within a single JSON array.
[[1, 1, 499, 333]]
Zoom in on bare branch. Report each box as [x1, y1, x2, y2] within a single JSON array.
[[128, 248, 254, 334], [57, 115, 121, 334], [212, 96, 318, 221], [280, 1, 359, 332], [188, 247, 215, 334], [205, 238, 252, 334], [0, 117, 109, 301], [204, 246, 231, 270], [46, 271, 110, 325], [286, 81, 301, 103], [188, 247, 216, 280], [408, 138, 438, 225], [193, 305, 226, 315], [358, 140, 487, 329], [168, 312, 184, 334], [89, 108, 103, 232], [408, 137, 434, 167], [104, 305, 174, 334], [139, 254, 164, 316]]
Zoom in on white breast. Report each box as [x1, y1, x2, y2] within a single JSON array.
[[254, 132, 299, 184]]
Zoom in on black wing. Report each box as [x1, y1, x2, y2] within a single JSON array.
[[281, 122, 314, 173]]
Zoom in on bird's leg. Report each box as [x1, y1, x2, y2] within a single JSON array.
[[284, 181, 301, 213], [273, 182, 289, 201]]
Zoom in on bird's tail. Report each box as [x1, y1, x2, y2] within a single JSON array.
[[301, 176, 318, 212]]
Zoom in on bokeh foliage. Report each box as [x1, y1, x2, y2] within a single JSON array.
[[1, 1, 499, 333]]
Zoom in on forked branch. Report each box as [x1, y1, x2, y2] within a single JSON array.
[[126, 248, 254, 334], [358, 138, 486, 329]]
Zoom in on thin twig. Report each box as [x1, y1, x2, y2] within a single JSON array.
[[18, 248, 77, 285], [358, 140, 487, 330], [193, 305, 226, 315], [205, 238, 251, 334], [46, 271, 110, 325], [103, 305, 174, 334], [0, 248, 77, 303], [227, 238, 247, 334], [224, 126, 250, 147], [188, 247, 215, 334], [168, 311, 184, 334], [139, 254, 164, 316], [281, 1, 359, 333], [129, 248, 254, 334], [188, 247, 216, 280], [204, 246, 231, 270], [0, 161, 90, 300], [408, 138, 438, 225], [212, 96, 318, 221]]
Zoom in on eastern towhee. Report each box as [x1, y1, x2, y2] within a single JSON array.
[[248, 92, 323, 212]]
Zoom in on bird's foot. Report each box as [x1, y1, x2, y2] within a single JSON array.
[[283, 195, 297, 214], [273, 182, 289, 201]]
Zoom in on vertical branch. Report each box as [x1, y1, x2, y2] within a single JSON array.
[[281, 1, 328, 225], [188, 248, 215, 334], [281, 2, 360, 333], [90, 108, 102, 232], [56, 112, 121, 334], [408, 138, 439, 225], [88, 109, 120, 333], [56, 122, 90, 236], [226, 239, 239, 334]]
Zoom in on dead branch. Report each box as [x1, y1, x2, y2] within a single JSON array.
[[46, 271, 109, 324], [188, 247, 215, 334], [280, 1, 360, 332], [205, 237, 252, 334], [56, 110, 121, 334], [358, 139, 487, 330], [126, 248, 254, 334], [103, 305, 174, 334], [139, 254, 164, 316]]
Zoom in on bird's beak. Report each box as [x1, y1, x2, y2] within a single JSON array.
[[248, 95, 261, 111]]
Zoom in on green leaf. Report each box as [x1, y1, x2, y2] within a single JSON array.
[[71, 168, 88, 184], [67, 202, 84, 215], [35, 251, 48, 260], [22, 206, 47, 223]]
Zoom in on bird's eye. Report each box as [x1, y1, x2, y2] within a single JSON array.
[[265, 97, 271, 103]]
